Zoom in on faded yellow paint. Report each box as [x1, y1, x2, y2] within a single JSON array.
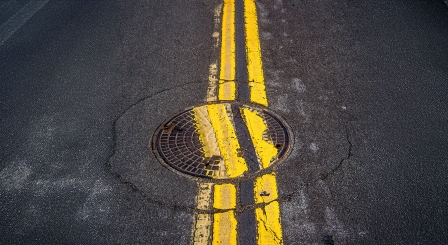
[[193, 183, 214, 244], [196, 182, 214, 210], [213, 183, 236, 210], [206, 4, 223, 102], [240, 108, 278, 169], [218, 0, 236, 101], [244, 0, 268, 106], [207, 63, 219, 102], [207, 103, 248, 177], [254, 173, 279, 204], [193, 213, 212, 245], [212, 183, 237, 245], [193, 106, 228, 178], [212, 211, 237, 245], [255, 202, 283, 245], [213, 4, 223, 44], [193, 106, 221, 159]]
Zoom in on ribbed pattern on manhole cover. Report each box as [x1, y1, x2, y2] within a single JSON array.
[[152, 103, 291, 179]]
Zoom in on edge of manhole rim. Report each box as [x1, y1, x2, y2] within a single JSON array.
[[150, 101, 295, 183]]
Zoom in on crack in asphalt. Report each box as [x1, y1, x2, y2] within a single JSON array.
[[258, 206, 283, 244], [322, 122, 353, 179], [104, 80, 205, 213], [277, 121, 354, 204], [107, 168, 195, 212]]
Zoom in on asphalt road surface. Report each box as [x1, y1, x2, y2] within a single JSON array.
[[1, 0, 447, 244]]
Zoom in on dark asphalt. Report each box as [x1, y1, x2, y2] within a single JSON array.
[[1, 0, 447, 244]]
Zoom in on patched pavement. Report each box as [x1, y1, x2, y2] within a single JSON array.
[[1, 0, 448, 244]]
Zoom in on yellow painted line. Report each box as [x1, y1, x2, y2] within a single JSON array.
[[197, 182, 214, 210], [193, 183, 214, 245], [243, 1, 283, 243], [206, 4, 223, 102], [193, 106, 228, 178], [193, 213, 213, 245], [213, 4, 223, 46], [218, 80, 236, 101], [240, 107, 278, 169], [193, 106, 221, 159], [213, 211, 237, 245], [244, 0, 268, 106], [207, 103, 248, 178], [254, 173, 279, 204], [255, 202, 283, 244], [213, 183, 236, 210], [213, 183, 237, 245], [254, 173, 283, 244], [194, 0, 283, 243], [207, 63, 219, 102], [218, 0, 236, 101]]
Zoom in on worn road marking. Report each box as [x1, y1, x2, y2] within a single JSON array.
[[194, 214, 213, 245], [218, 0, 236, 101], [197, 182, 214, 211], [207, 63, 219, 102], [0, 0, 49, 45], [254, 173, 279, 204], [193, 106, 221, 159], [242, 1, 283, 241], [191, 0, 284, 244], [193, 106, 227, 178], [207, 4, 223, 102], [214, 183, 237, 210], [213, 183, 237, 244], [240, 107, 278, 169], [213, 4, 223, 47], [254, 173, 282, 244], [207, 103, 248, 178], [255, 202, 283, 244], [213, 211, 237, 245], [193, 183, 214, 245], [244, 0, 268, 106]]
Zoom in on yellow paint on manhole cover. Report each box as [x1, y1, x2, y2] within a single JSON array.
[[151, 102, 291, 179]]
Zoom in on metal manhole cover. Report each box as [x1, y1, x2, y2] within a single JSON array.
[[151, 102, 292, 180]]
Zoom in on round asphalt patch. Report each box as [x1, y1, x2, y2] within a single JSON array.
[[110, 82, 349, 209]]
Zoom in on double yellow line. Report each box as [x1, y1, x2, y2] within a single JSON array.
[[193, 176, 283, 245], [193, 0, 283, 244], [218, 0, 268, 107]]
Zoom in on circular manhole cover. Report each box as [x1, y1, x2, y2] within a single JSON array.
[[151, 102, 292, 180]]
